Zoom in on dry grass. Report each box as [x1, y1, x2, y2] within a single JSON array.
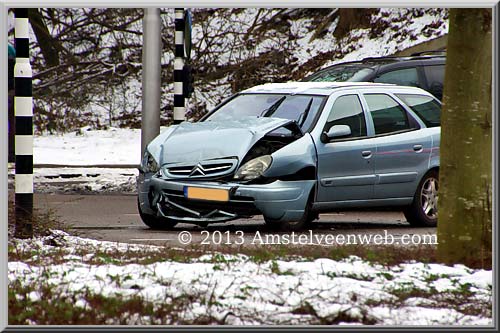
[[8, 194, 67, 239], [8, 279, 219, 325]]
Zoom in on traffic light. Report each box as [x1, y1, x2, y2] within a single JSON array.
[[183, 64, 194, 98]]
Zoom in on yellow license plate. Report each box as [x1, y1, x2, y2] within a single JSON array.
[[184, 187, 229, 202]]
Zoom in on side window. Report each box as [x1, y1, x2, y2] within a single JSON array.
[[364, 94, 416, 135], [374, 67, 419, 87], [396, 94, 441, 127], [423, 65, 445, 100], [324, 95, 367, 139]]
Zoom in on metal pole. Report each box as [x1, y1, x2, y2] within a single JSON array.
[[14, 8, 33, 238], [173, 8, 185, 124], [141, 8, 162, 156]]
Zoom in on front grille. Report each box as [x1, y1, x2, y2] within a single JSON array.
[[162, 191, 258, 217], [169, 163, 232, 176], [163, 158, 238, 179]]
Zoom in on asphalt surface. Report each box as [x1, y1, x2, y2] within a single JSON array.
[[34, 193, 437, 248]]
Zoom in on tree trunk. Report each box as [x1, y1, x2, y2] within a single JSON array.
[[29, 8, 61, 67], [333, 9, 376, 39], [437, 9, 492, 268]]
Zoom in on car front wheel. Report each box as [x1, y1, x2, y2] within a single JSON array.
[[404, 170, 439, 227], [137, 198, 178, 230], [264, 191, 317, 231]]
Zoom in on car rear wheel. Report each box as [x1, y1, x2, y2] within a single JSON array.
[[137, 198, 178, 230], [404, 170, 439, 227], [264, 191, 317, 231]]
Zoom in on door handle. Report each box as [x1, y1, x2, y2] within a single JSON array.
[[361, 150, 372, 158], [413, 144, 423, 152]]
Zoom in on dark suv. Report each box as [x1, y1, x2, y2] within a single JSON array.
[[302, 52, 446, 100]]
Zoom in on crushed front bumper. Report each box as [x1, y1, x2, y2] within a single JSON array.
[[137, 172, 315, 224]]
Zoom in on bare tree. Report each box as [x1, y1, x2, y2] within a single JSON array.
[[29, 8, 62, 66]]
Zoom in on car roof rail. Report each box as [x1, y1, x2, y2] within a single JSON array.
[[410, 50, 446, 57], [361, 56, 401, 62]]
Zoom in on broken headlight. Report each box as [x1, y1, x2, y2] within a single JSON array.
[[142, 150, 159, 173], [234, 155, 272, 181]]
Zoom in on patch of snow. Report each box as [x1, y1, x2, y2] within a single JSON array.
[[34, 127, 142, 166], [304, 9, 448, 74], [8, 230, 492, 325]]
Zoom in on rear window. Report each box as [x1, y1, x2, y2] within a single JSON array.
[[396, 94, 441, 127], [305, 65, 374, 82]]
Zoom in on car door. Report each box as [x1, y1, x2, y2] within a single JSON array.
[[362, 93, 432, 200], [314, 94, 377, 202]]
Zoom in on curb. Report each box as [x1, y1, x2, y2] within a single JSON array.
[[9, 164, 139, 169]]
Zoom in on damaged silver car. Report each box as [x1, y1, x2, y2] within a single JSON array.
[[138, 82, 441, 230]]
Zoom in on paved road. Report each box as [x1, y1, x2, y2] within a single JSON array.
[[34, 193, 437, 248]]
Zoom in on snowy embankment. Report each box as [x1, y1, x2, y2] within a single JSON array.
[[34, 127, 141, 166], [7, 127, 143, 193], [9, 231, 492, 325]]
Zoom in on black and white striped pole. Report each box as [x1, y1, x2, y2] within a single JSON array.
[[14, 8, 34, 238], [173, 8, 186, 124]]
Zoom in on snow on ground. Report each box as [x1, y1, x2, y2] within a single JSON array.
[[8, 166, 138, 194], [8, 230, 492, 325], [33, 167, 138, 193], [34, 126, 142, 166], [188, 9, 447, 110], [10, 127, 144, 193], [293, 9, 447, 72]]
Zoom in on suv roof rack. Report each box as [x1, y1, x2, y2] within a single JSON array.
[[410, 50, 446, 56], [360, 56, 401, 62]]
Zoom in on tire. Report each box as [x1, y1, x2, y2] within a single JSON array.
[[137, 198, 178, 230], [264, 191, 317, 231], [404, 170, 439, 227]]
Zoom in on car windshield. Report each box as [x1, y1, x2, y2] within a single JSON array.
[[204, 94, 325, 132], [306, 65, 374, 82]]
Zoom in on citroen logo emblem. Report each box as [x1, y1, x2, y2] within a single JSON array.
[[189, 163, 205, 176]]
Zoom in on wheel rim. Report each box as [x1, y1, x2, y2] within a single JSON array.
[[421, 177, 438, 219]]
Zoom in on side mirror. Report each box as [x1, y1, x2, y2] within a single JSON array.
[[321, 125, 351, 143]]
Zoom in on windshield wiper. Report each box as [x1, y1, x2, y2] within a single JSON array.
[[296, 98, 314, 127], [259, 96, 287, 117]]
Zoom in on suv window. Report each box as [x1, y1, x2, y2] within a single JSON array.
[[308, 65, 374, 82], [324, 95, 367, 139], [373, 67, 419, 87], [423, 65, 445, 100], [364, 94, 416, 135], [396, 94, 441, 127]]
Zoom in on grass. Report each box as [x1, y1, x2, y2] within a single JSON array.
[[8, 231, 492, 325], [365, 281, 492, 318], [8, 194, 68, 239], [8, 238, 442, 269], [8, 279, 218, 325], [8, 230, 492, 270]]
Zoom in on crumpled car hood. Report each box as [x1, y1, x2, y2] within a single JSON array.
[[147, 117, 298, 166]]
